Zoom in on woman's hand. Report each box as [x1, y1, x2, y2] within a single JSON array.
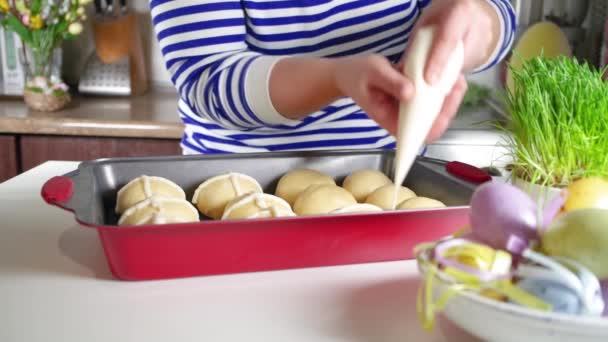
[[412, 0, 501, 142], [332, 54, 413, 136], [272, 0, 500, 143]]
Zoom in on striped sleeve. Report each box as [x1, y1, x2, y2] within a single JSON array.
[[150, 0, 298, 130], [473, 0, 517, 72]]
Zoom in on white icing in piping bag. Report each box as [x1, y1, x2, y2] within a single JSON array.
[[392, 26, 464, 208]]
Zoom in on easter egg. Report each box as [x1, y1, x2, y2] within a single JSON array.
[[517, 278, 583, 314], [469, 181, 539, 252], [542, 209, 608, 278], [563, 177, 608, 213]]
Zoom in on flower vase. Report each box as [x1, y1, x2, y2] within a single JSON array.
[[21, 45, 70, 112]]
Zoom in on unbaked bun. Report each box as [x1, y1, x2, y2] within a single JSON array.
[[331, 203, 383, 214], [115, 175, 185, 214], [365, 184, 416, 210], [118, 196, 199, 226], [275, 169, 335, 205], [398, 196, 446, 209], [192, 172, 262, 219], [222, 193, 295, 220], [342, 169, 391, 202], [293, 184, 356, 215]]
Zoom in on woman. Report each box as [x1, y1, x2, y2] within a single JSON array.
[[150, 0, 515, 154]]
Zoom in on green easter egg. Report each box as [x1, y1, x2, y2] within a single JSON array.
[[541, 208, 608, 278]]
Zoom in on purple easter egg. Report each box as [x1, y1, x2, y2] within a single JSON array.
[[469, 181, 539, 253]]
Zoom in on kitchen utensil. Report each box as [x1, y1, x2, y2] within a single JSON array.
[[104, 0, 114, 16], [93, 0, 103, 16], [119, 0, 127, 14], [80, 11, 147, 96], [419, 157, 493, 184], [544, 0, 590, 56], [393, 26, 464, 195], [544, 0, 590, 27], [41, 150, 478, 280], [78, 54, 130, 95]]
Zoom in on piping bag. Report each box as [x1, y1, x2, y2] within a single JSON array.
[[393, 26, 465, 207]]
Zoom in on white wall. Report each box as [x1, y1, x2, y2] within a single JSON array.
[[63, 0, 501, 90]]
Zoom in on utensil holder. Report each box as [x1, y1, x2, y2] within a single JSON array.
[[92, 12, 148, 96]]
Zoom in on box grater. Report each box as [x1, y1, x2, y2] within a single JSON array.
[[78, 52, 131, 96]]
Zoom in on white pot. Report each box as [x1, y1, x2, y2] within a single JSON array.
[[512, 177, 563, 206]]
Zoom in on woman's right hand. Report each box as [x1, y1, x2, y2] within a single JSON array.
[[332, 54, 413, 136]]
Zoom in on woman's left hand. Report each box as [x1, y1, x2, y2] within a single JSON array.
[[411, 0, 501, 142]]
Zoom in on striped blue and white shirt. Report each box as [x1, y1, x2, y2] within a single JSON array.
[[150, 0, 515, 154]]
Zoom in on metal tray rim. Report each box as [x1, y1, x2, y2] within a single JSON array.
[[55, 149, 475, 228]]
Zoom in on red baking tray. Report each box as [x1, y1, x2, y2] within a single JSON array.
[[41, 150, 476, 281]]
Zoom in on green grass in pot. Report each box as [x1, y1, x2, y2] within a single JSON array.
[[500, 56, 608, 188], [462, 82, 491, 108]]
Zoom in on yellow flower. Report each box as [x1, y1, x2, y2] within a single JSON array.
[[0, 0, 10, 14], [30, 15, 44, 30], [68, 22, 83, 35]]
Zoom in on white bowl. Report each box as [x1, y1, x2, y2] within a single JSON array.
[[512, 177, 562, 206], [417, 249, 608, 342]]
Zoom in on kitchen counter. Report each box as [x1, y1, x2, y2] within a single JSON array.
[[0, 92, 509, 183], [0, 90, 501, 140], [0, 161, 480, 342], [0, 90, 184, 139]]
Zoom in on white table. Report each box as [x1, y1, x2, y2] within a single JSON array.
[[0, 162, 478, 342]]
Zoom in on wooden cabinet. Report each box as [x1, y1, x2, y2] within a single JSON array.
[[0, 134, 181, 180], [20, 135, 181, 172], [0, 135, 18, 183]]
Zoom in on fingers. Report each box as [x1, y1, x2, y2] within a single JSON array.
[[367, 56, 413, 102], [425, 74, 467, 143], [394, 57, 404, 72], [366, 87, 399, 136], [423, 1, 471, 85]]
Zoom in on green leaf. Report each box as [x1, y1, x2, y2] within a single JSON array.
[[3, 14, 32, 44], [55, 20, 68, 35], [53, 89, 67, 97], [26, 86, 44, 93], [31, 0, 43, 15], [462, 82, 491, 108]]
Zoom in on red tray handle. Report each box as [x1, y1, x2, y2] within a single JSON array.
[[41, 176, 74, 204], [446, 161, 492, 184]]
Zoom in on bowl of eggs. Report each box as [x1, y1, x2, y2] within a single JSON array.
[[415, 178, 608, 342]]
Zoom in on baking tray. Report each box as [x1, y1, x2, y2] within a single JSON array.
[[42, 149, 478, 281]]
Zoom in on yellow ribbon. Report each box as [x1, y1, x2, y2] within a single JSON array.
[[415, 242, 553, 332], [442, 242, 512, 274]]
